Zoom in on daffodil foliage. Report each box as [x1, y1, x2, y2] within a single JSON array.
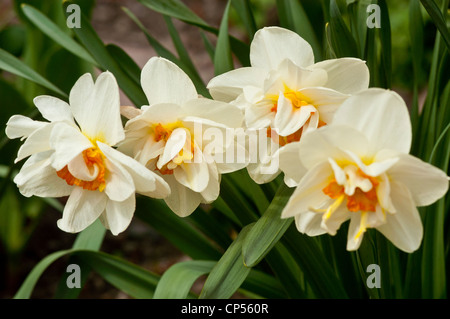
[[1, 0, 449, 300]]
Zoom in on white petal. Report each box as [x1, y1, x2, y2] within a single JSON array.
[[298, 125, 368, 169], [332, 88, 412, 154], [163, 174, 203, 217], [182, 98, 244, 128], [70, 72, 124, 145], [321, 204, 350, 236], [346, 214, 365, 251], [385, 152, 449, 207], [134, 103, 183, 126], [274, 96, 316, 136], [103, 155, 135, 202], [207, 67, 267, 102], [33, 95, 74, 123], [173, 145, 209, 193], [277, 59, 327, 89], [157, 128, 187, 168], [103, 196, 136, 235], [310, 58, 370, 94], [57, 187, 107, 233], [14, 152, 73, 198], [68, 151, 101, 183], [278, 141, 307, 186], [141, 57, 197, 106], [98, 142, 170, 199], [5, 115, 46, 140], [250, 27, 314, 70], [376, 173, 396, 213], [294, 212, 328, 236], [50, 122, 93, 171], [281, 161, 332, 218], [15, 123, 53, 163], [245, 101, 274, 129], [298, 87, 349, 124], [376, 181, 423, 253], [200, 163, 220, 203]]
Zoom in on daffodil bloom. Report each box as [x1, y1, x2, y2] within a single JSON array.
[[6, 72, 170, 235], [119, 57, 245, 217], [207, 26, 370, 184], [280, 89, 449, 252]]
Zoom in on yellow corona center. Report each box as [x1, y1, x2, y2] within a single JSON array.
[[56, 147, 106, 191], [152, 122, 195, 175], [323, 170, 379, 213]]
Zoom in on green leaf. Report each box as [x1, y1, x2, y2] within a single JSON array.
[[138, 0, 250, 66], [54, 219, 106, 298], [231, 0, 257, 40], [283, 226, 349, 298], [154, 260, 215, 299], [241, 268, 285, 299], [21, 4, 98, 66], [79, 250, 160, 299], [328, 0, 358, 58], [378, 0, 392, 88], [106, 44, 141, 86], [242, 183, 294, 267], [199, 225, 253, 299], [214, 0, 233, 75], [63, 1, 147, 107], [420, 0, 450, 51], [0, 48, 66, 97], [136, 197, 222, 260]]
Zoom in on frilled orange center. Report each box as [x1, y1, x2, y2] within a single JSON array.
[[56, 147, 106, 191], [152, 123, 195, 175], [322, 170, 379, 213], [266, 119, 326, 146]]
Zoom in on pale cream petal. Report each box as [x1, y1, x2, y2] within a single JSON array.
[[278, 141, 307, 185], [346, 214, 365, 251], [57, 187, 107, 233], [68, 151, 98, 182], [163, 174, 203, 217], [245, 101, 274, 129], [103, 156, 135, 202], [70, 72, 123, 145], [376, 180, 423, 253], [207, 67, 267, 102], [103, 196, 136, 235], [321, 204, 350, 236], [173, 145, 209, 193], [274, 95, 316, 136], [15, 123, 53, 163], [310, 58, 370, 94], [299, 87, 349, 124], [200, 163, 220, 203], [386, 153, 449, 207], [281, 161, 332, 218], [98, 142, 170, 199], [277, 59, 327, 89], [141, 57, 197, 106], [33, 95, 74, 123], [250, 26, 314, 70], [5, 115, 46, 140], [49, 122, 93, 171], [294, 212, 328, 236], [14, 152, 73, 198], [157, 128, 187, 168], [135, 102, 183, 126], [332, 88, 412, 155], [297, 125, 368, 169], [182, 98, 244, 128]]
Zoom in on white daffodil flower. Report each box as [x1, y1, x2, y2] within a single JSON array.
[[207, 26, 370, 184], [119, 57, 245, 217], [279, 89, 449, 252], [6, 71, 170, 235]]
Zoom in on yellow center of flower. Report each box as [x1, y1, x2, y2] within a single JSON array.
[[56, 147, 106, 191], [321, 165, 380, 239], [152, 122, 195, 175]]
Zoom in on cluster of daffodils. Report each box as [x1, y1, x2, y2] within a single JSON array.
[[6, 27, 448, 252]]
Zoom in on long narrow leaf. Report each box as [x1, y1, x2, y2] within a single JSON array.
[[199, 225, 253, 299], [0, 48, 66, 97], [214, 0, 233, 76], [154, 260, 215, 299]]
